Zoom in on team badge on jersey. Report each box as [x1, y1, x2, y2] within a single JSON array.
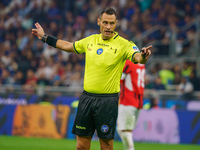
[[133, 46, 139, 51], [101, 125, 109, 133], [97, 48, 103, 55]]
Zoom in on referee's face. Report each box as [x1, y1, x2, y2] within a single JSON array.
[[98, 13, 118, 40]]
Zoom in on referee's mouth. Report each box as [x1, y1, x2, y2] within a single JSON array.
[[105, 31, 113, 34]]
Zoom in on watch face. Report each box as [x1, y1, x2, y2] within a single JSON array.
[[42, 34, 47, 42]]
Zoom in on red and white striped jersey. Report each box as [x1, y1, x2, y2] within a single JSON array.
[[119, 60, 145, 109]]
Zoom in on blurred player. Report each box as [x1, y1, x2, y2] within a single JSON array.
[[117, 60, 145, 150], [32, 7, 151, 150]]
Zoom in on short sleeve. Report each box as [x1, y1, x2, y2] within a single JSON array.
[[124, 41, 140, 63], [73, 36, 92, 54]]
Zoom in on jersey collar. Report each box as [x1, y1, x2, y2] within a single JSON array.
[[101, 32, 119, 41]]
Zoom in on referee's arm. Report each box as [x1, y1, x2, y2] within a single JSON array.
[[32, 22, 75, 53], [55, 40, 75, 53]]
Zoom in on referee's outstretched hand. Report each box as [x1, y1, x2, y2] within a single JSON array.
[[141, 45, 152, 59], [32, 22, 45, 40]]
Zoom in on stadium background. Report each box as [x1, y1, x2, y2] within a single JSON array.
[[0, 0, 200, 148]]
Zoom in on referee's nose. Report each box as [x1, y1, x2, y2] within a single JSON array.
[[106, 23, 111, 30]]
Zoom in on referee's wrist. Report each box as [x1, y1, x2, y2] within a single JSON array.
[[141, 53, 146, 59], [42, 34, 48, 43]]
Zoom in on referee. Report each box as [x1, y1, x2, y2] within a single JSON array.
[[32, 7, 152, 150]]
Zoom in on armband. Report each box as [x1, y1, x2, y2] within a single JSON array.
[[43, 34, 58, 48]]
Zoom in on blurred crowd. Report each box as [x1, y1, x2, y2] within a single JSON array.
[[0, 0, 200, 96]]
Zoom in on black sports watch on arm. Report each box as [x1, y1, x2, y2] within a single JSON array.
[[42, 34, 48, 43]]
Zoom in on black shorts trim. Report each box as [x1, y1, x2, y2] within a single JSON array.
[[83, 90, 119, 97]]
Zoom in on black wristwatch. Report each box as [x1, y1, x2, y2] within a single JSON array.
[[141, 53, 146, 59], [42, 34, 48, 43], [140, 49, 146, 59]]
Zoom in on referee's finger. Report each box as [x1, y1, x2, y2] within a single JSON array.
[[146, 45, 152, 50], [35, 22, 40, 29], [37, 22, 42, 29]]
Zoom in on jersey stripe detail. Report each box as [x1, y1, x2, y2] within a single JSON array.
[[138, 94, 141, 108], [114, 34, 119, 39], [125, 74, 133, 91], [123, 64, 129, 73], [121, 73, 126, 80], [120, 81, 125, 102], [73, 42, 80, 54]]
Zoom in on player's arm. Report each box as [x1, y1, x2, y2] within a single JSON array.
[[133, 45, 152, 64], [32, 22, 75, 53]]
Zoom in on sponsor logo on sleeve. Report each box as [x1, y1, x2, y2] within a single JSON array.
[[133, 46, 139, 51]]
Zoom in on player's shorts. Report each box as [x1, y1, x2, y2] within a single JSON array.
[[117, 104, 140, 131], [72, 90, 119, 139]]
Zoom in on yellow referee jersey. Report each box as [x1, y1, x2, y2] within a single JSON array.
[[73, 32, 139, 94]]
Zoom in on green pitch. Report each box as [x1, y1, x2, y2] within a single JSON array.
[[0, 135, 199, 150]]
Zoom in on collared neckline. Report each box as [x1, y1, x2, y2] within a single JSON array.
[[100, 32, 119, 41]]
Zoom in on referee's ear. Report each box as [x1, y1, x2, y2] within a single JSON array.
[[97, 18, 100, 26]]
